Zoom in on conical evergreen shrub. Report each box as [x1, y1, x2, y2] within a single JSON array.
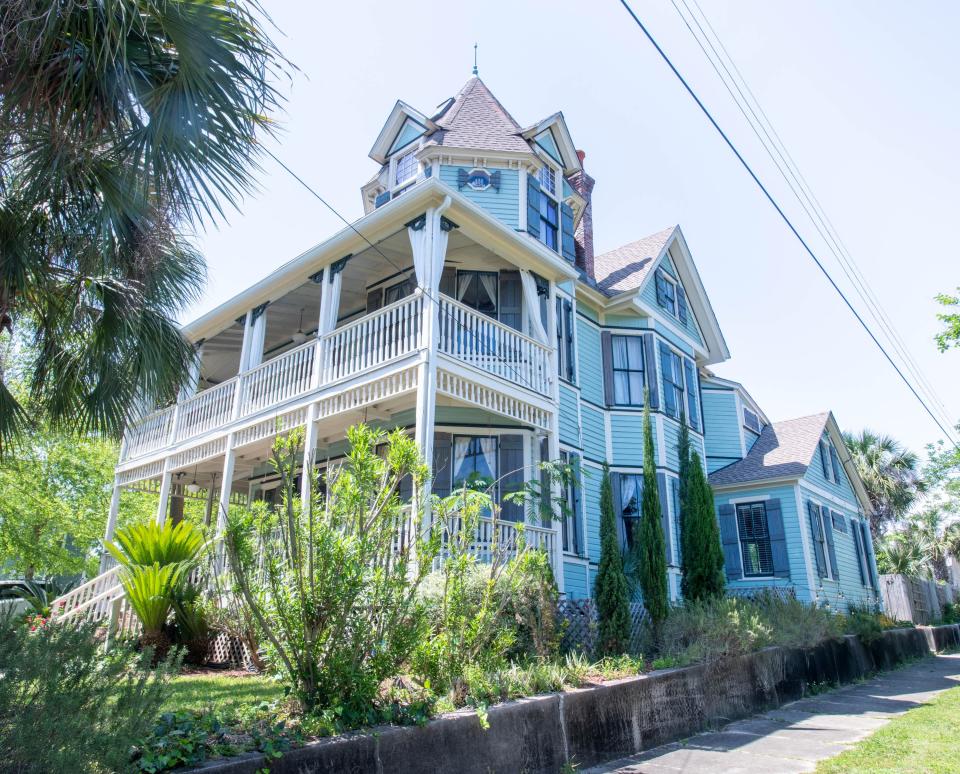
[[594, 462, 631, 655]]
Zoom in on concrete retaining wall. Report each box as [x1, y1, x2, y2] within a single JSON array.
[[188, 624, 960, 774]]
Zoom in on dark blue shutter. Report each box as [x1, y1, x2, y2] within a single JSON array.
[[601, 331, 615, 406], [457, 168, 469, 189], [822, 505, 839, 579], [676, 286, 688, 324], [861, 520, 879, 589], [820, 441, 831, 479], [683, 358, 699, 432], [718, 503, 742, 580], [657, 472, 674, 566], [571, 453, 583, 555], [655, 270, 668, 308], [563, 300, 575, 383], [807, 501, 827, 578], [498, 271, 522, 331], [831, 510, 847, 534], [671, 478, 682, 566], [374, 191, 391, 208], [765, 499, 790, 577], [560, 202, 576, 262], [432, 433, 453, 499], [659, 342, 676, 417], [829, 445, 842, 484], [853, 519, 868, 585], [526, 175, 541, 240], [555, 297, 564, 378], [499, 435, 524, 522], [642, 334, 659, 409], [490, 170, 501, 191]]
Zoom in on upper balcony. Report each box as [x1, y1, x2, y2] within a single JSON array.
[[118, 192, 566, 470]]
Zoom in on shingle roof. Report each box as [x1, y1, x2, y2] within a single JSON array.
[[429, 77, 531, 154], [593, 227, 676, 296], [709, 412, 830, 487]]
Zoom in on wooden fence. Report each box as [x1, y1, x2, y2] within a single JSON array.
[[879, 574, 958, 624]]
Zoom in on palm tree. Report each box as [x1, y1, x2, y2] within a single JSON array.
[[908, 510, 952, 582], [876, 533, 929, 577], [843, 430, 924, 537], [0, 0, 288, 451]]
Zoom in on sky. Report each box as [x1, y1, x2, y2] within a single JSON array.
[[188, 0, 960, 457]]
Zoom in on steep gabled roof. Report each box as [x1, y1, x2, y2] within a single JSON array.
[[709, 413, 830, 487], [428, 77, 531, 154], [593, 226, 676, 296]]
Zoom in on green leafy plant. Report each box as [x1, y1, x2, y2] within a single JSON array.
[[14, 577, 79, 616], [137, 711, 221, 773], [172, 583, 214, 666], [122, 563, 186, 661], [680, 451, 726, 601], [635, 396, 668, 633], [108, 521, 207, 568], [0, 614, 173, 773]]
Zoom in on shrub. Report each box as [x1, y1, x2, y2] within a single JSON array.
[[225, 425, 439, 715], [594, 462, 631, 655], [0, 614, 173, 773], [171, 583, 213, 666], [749, 592, 844, 648], [680, 452, 726, 601], [941, 601, 960, 625], [635, 398, 668, 631], [660, 597, 772, 664]]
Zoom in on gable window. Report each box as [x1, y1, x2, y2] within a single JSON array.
[[612, 335, 645, 405], [659, 343, 684, 420], [654, 269, 677, 315], [537, 165, 559, 251], [556, 296, 576, 384], [736, 502, 774, 577], [743, 408, 761, 434], [619, 474, 643, 550], [819, 439, 842, 484]]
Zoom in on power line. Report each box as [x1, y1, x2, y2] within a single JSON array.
[[260, 146, 543, 395], [617, 0, 958, 448], [670, 0, 956, 436]]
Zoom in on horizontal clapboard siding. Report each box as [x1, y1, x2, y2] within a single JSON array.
[[702, 388, 743, 473], [439, 166, 519, 229]]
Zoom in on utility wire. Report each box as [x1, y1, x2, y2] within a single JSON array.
[[617, 0, 958, 448], [260, 146, 543, 395], [671, 0, 955, 436]]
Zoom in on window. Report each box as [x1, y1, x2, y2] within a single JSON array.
[[538, 165, 559, 250], [384, 276, 414, 305], [819, 439, 842, 484], [659, 343, 684, 419], [808, 502, 836, 580], [559, 450, 583, 556], [611, 335, 644, 405], [456, 271, 498, 317], [452, 436, 497, 489], [619, 474, 643, 550], [736, 502, 774, 577], [556, 296, 576, 384], [394, 151, 417, 189], [743, 408, 761, 434], [654, 270, 677, 316]]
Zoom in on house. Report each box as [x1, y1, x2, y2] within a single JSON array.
[[103, 76, 881, 610]]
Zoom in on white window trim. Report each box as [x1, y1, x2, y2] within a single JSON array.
[[388, 149, 420, 195]]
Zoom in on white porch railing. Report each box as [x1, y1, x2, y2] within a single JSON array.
[[321, 293, 423, 383], [438, 296, 551, 395], [435, 516, 557, 568], [121, 291, 553, 463]]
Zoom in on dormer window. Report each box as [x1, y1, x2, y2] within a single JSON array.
[[654, 267, 689, 325], [538, 165, 556, 196], [394, 151, 417, 191]]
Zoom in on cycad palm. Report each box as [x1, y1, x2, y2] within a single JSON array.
[[0, 0, 287, 450], [843, 430, 923, 537], [876, 533, 929, 577]]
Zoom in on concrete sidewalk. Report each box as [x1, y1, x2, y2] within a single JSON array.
[[585, 653, 960, 773]]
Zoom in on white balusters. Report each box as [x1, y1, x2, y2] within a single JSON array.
[[438, 296, 550, 396], [174, 379, 238, 441], [237, 339, 315, 416]]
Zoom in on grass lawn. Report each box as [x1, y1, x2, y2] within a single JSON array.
[[161, 671, 285, 718], [816, 684, 960, 774]]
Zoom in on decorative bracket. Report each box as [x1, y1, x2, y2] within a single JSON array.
[[329, 254, 351, 280], [405, 214, 427, 231], [440, 216, 459, 232]]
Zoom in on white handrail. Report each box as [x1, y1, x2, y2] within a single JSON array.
[[238, 339, 317, 416]]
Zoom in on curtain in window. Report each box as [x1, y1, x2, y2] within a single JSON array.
[[520, 270, 549, 345], [479, 273, 497, 313], [453, 437, 497, 486], [620, 475, 640, 516]]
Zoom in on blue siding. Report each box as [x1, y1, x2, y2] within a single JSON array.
[[714, 484, 811, 601], [582, 461, 604, 562], [803, 433, 857, 502], [578, 303, 600, 323], [580, 405, 606, 463], [605, 314, 646, 329], [563, 561, 589, 599], [797, 482, 880, 611], [439, 166, 519, 229], [702, 388, 743, 473], [577, 318, 604, 406], [610, 413, 647, 466], [559, 385, 580, 447], [744, 427, 760, 452]]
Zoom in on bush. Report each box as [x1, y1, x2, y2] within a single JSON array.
[[0, 614, 173, 773], [941, 601, 960, 625], [594, 462, 631, 655], [660, 597, 772, 664]]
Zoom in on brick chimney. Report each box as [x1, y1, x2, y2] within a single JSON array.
[[569, 149, 596, 278]]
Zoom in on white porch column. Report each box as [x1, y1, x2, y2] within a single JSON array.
[[215, 434, 237, 539], [300, 403, 319, 515], [545, 280, 564, 592], [99, 476, 123, 572], [410, 198, 451, 518], [155, 459, 172, 526]]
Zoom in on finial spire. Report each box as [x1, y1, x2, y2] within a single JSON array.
[[472, 43, 478, 76]]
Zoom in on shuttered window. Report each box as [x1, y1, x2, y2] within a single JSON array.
[[556, 297, 575, 384], [537, 165, 559, 250], [659, 343, 684, 420], [654, 269, 677, 315], [560, 450, 583, 556], [611, 335, 644, 405], [736, 502, 774, 576], [619, 474, 643, 551]]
